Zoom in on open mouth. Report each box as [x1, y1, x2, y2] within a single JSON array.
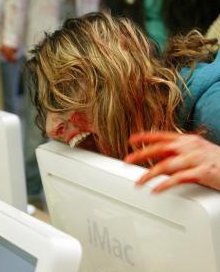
[[69, 132, 91, 148], [69, 133, 100, 153], [69, 132, 100, 153]]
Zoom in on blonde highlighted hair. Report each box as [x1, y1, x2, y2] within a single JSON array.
[[27, 12, 219, 159]]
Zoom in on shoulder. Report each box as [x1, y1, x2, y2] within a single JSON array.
[[192, 81, 220, 145], [178, 52, 220, 143], [180, 51, 220, 99]]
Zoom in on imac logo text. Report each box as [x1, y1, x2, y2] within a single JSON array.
[[87, 219, 135, 266]]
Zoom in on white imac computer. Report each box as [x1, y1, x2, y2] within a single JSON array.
[[0, 111, 27, 211], [0, 199, 82, 272], [36, 141, 220, 272]]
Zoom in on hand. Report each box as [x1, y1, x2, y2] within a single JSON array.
[[0, 45, 17, 62], [124, 132, 220, 193]]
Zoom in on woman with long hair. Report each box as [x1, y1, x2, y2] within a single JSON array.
[[27, 12, 220, 191]]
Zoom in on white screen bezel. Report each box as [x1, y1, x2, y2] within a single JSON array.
[[0, 200, 82, 272]]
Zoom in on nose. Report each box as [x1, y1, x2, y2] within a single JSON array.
[[46, 112, 66, 140]]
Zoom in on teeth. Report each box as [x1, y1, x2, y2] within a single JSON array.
[[69, 132, 91, 148]]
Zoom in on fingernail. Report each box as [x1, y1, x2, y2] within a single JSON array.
[[151, 188, 160, 194], [134, 183, 142, 189], [124, 156, 133, 163]]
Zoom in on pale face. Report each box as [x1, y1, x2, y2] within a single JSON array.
[[46, 111, 97, 151]]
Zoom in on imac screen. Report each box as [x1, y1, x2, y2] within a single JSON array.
[[37, 141, 220, 272], [0, 237, 37, 272]]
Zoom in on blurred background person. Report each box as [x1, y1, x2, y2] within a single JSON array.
[[0, 0, 27, 114]]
